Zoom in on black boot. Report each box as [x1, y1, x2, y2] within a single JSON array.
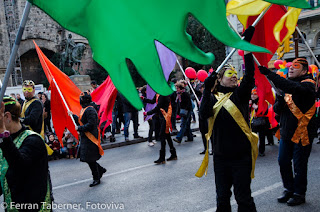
[[277, 190, 293, 203], [154, 150, 166, 164], [167, 148, 177, 161], [89, 180, 100, 187]]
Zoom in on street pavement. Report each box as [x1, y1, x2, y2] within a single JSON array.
[[1, 111, 320, 212]]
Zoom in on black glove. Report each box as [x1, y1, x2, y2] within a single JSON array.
[[204, 72, 217, 90], [242, 26, 255, 42], [258, 66, 271, 76]]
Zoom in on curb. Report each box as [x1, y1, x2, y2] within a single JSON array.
[[101, 128, 200, 150]]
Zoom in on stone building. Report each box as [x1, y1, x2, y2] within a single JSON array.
[[0, 0, 96, 87]]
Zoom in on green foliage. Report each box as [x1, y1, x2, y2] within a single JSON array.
[[186, 16, 226, 71]]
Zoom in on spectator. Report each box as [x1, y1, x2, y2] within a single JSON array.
[[173, 82, 193, 143], [42, 93, 53, 133]]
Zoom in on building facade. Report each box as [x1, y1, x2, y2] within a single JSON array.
[[0, 0, 96, 86]]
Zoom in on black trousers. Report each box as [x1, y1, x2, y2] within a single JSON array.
[[159, 117, 174, 151], [258, 128, 274, 154], [214, 155, 256, 212], [87, 161, 104, 180]]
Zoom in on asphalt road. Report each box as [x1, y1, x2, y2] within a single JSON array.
[[41, 132, 320, 212]]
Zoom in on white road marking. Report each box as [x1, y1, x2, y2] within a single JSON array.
[[203, 182, 283, 212], [53, 163, 155, 190]]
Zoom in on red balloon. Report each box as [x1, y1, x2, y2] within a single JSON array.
[[238, 50, 244, 57], [185, 67, 197, 79], [285, 62, 292, 68], [197, 70, 208, 82], [274, 60, 283, 69]]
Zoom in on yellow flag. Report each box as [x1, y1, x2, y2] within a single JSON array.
[[227, 0, 270, 16], [274, 7, 301, 44]]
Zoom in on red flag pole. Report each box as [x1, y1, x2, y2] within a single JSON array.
[[51, 77, 77, 128]]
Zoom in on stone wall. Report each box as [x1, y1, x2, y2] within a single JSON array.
[[0, 0, 95, 86]]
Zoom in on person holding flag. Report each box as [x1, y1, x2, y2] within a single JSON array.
[[199, 26, 257, 212], [71, 92, 106, 187], [143, 94, 177, 164], [259, 58, 318, 206]]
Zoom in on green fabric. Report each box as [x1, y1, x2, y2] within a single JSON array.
[[263, 0, 312, 9], [28, 0, 269, 109], [0, 130, 51, 211]]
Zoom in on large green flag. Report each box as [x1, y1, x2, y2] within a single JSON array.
[[28, 0, 269, 109], [263, 0, 312, 9]]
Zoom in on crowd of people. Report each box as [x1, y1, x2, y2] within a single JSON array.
[[1, 27, 320, 210]]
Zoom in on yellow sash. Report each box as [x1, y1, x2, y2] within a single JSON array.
[[21, 98, 45, 139], [284, 94, 316, 146], [196, 92, 258, 179], [21, 98, 50, 155]]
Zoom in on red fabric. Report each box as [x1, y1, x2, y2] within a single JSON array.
[[91, 76, 118, 135], [316, 100, 320, 108], [244, 5, 287, 115], [34, 41, 81, 142], [267, 106, 278, 129]]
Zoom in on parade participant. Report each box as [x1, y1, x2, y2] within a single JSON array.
[[143, 94, 177, 164], [140, 86, 157, 147], [199, 26, 257, 212], [173, 82, 193, 143], [0, 97, 51, 211], [71, 92, 106, 187], [20, 80, 45, 138], [259, 58, 318, 206]]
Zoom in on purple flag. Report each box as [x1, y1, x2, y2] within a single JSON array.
[[145, 41, 177, 121]]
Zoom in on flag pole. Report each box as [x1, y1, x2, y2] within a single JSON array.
[[51, 77, 78, 128], [296, 26, 320, 92], [296, 26, 320, 67], [176, 59, 200, 105], [0, 1, 32, 103], [227, 18, 282, 95], [213, 4, 272, 76]]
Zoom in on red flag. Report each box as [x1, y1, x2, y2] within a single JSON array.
[[34, 41, 82, 143], [244, 5, 287, 115], [91, 76, 118, 135]]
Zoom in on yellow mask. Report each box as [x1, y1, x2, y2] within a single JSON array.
[[224, 69, 237, 78], [22, 87, 34, 93]]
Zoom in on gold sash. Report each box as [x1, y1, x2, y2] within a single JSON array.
[[79, 106, 104, 156], [21, 98, 45, 139], [284, 94, 316, 146], [160, 103, 172, 133], [196, 92, 258, 179]]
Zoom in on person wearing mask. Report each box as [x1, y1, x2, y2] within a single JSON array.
[[259, 58, 317, 206], [199, 26, 257, 212], [20, 80, 44, 138], [71, 92, 106, 187]]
